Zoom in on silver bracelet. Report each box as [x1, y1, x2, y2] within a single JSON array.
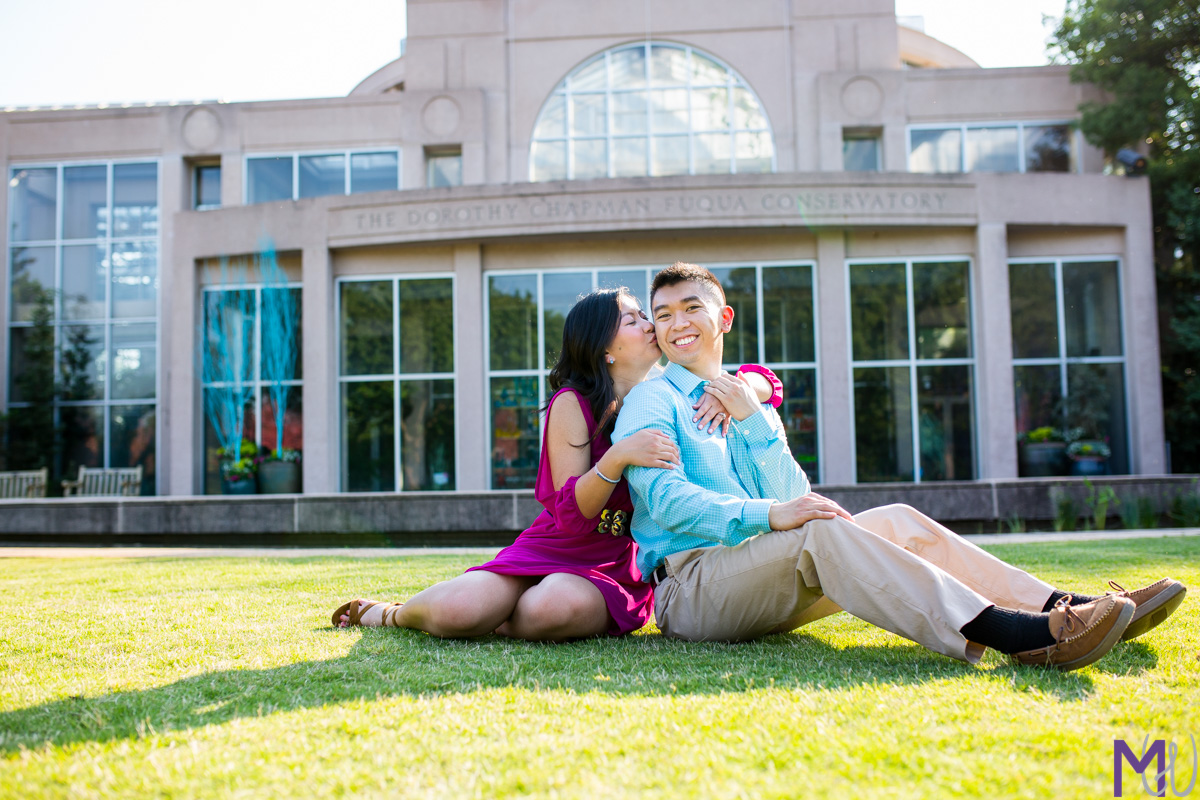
[[594, 465, 620, 484]]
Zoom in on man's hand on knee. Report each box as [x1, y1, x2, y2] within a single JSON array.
[[768, 493, 854, 530]]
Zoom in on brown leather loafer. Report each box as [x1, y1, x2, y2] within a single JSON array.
[[1011, 594, 1135, 671], [1109, 579, 1187, 641]]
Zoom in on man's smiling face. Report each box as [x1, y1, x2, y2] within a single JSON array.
[[651, 279, 733, 377]]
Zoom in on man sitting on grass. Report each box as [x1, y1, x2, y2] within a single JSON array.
[[613, 262, 1185, 670]]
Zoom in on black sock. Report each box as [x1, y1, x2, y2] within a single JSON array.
[[960, 606, 1055, 653], [1042, 590, 1102, 612]]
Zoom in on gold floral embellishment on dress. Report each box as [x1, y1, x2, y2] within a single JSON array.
[[597, 509, 628, 537]]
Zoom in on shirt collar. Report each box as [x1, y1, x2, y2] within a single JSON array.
[[663, 361, 711, 400]]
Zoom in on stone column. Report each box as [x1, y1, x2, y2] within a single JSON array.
[[454, 243, 488, 490], [301, 243, 336, 492], [1122, 188, 1167, 473], [156, 156, 186, 495], [973, 222, 1018, 479], [816, 230, 854, 484]]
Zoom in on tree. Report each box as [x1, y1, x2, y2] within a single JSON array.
[[7, 283, 59, 475], [1051, 0, 1200, 471]]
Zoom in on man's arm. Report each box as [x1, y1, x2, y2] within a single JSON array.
[[613, 383, 775, 547]]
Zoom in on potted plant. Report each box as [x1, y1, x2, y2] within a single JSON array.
[[218, 439, 259, 495], [1018, 426, 1068, 477], [258, 447, 302, 494], [1067, 439, 1110, 477]]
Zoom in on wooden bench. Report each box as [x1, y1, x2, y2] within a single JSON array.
[[0, 468, 49, 498], [62, 466, 143, 497]]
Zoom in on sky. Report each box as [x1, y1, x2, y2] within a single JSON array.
[[0, 0, 1067, 109]]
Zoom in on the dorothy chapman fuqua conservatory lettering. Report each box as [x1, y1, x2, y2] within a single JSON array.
[[343, 186, 970, 237]]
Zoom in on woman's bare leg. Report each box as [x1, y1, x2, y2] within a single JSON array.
[[343, 571, 536, 638], [495, 573, 610, 642]]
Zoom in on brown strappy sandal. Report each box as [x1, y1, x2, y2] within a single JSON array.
[[331, 599, 404, 628]]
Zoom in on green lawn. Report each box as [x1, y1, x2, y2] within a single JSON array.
[[1, 537, 1197, 799]]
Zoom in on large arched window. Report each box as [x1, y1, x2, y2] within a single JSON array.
[[529, 42, 775, 182]]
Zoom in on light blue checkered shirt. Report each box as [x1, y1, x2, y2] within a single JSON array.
[[612, 362, 811, 581]]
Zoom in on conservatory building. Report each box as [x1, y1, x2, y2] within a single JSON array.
[[1, 0, 1165, 497]]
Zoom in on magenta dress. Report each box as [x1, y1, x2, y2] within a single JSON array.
[[468, 387, 652, 636]]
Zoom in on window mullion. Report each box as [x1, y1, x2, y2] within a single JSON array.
[[1054, 260, 1069, 426], [393, 279, 402, 491], [906, 261, 921, 482]]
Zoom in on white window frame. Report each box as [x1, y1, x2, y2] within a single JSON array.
[[334, 272, 459, 493], [528, 41, 777, 182], [6, 158, 162, 493], [845, 256, 978, 483], [242, 148, 403, 204], [482, 262, 821, 489], [906, 120, 1083, 174]]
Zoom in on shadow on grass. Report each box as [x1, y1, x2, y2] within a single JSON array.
[[0, 624, 1122, 754]]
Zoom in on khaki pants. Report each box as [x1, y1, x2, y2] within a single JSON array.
[[652, 504, 1055, 663]]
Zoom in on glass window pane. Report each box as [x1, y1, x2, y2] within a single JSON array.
[[261, 286, 302, 385], [341, 381, 395, 492], [247, 157, 293, 204], [854, 366, 914, 482], [843, 138, 880, 171], [570, 55, 607, 92], [650, 89, 689, 134], [261, 383, 303, 454], [610, 46, 647, 88], [694, 133, 731, 175], [111, 322, 156, 400], [692, 87, 729, 130], [427, 154, 462, 188], [9, 167, 57, 241], [533, 94, 567, 139], [735, 131, 773, 173], [112, 162, 158, 237], [350, 152, 399, 193], [1067, 363, 1127, 473], [732, 87, 767, 129], [298, 154, 345, 199], [612, 93, 648, 135], [491, 376, 540, 489], [530, 141, 567, 182], [61, 406, 104, 478], [917, 365, 974, 481], [201, 391, 255, 494], [8, 325, 55, 402], [543, 271, 593, 368], [1063, 261, 1122, 357], [613, 137, 648, 178], [339, 281, 393, 376], [598, 269, 648, 306], [651, 135, 689, 176], [400, 379, 456, 491], [650, 44, 689, 85], [850, 263, 909, 362], [909, 129, 961, 173], [570, 94, 607, 137], [1009, 262, 1059, 358], [110, 404, 156, 495], [711, 267, 758, 366], [63, 165, 108, 240], [1014, 364, 1062, 440], [60, 325, 105, 401], [10, 246, 55, 322], [777, 368, 819, 484], [202, 289, 255, 387], [398, 278, 454, 374], [913, 261, 970, 360], [489, 274, 538, 370], [195, 165, 221, 209], [691, 52, 728, 85], [572, 139, 608, 180], [763, 265, 815, 364], [965, 127, 1019, 172], [1026, 125, 1073, 172], [111, 241, 157, 318]]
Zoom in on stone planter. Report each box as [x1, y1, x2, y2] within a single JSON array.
[[221, 476, 257, 495], [258, 461, 301, 494], [1018, 441, 1068, 477]]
